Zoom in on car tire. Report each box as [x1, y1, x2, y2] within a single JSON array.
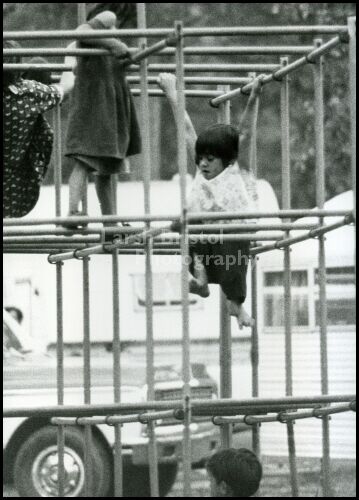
[[13, 425, 112, 497], [123, 463, 178, 497]]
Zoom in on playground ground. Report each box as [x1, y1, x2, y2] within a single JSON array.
[[3, 457, 356, 497]]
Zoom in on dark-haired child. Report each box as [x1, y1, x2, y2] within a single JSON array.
[[158, 73, 260, 329], [3, 40, 74, 218], [64, 4, 141, 229], [23, 56, 53, 85], [207, 448, 262, 497]]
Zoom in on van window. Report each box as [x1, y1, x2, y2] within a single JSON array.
[[315, 267, 356, 326], [133, 273, 199, 309], [263, 270, 309, 328]]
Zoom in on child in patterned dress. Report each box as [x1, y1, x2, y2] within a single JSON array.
[[3, 40, 74, 218]]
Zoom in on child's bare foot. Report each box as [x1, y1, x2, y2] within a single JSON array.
[[189, 277, 210, 297], [229, 302, 255, 329]]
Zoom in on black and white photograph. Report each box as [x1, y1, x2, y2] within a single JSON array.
[[3, 3, 356, 497]]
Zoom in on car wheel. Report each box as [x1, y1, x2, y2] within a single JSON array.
[[13, 425, 112, 497], [123, 463, 178, 497]]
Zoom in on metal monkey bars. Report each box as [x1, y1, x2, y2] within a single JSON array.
[[3, 6, 356, 498]]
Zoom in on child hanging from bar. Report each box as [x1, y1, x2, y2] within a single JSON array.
[[158, 73, 261, 329], [64, 3, 141, 232], [3, 41, 74, 218]]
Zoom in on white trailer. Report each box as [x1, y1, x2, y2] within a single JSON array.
[[3, 177, 279, 347], [255, 191, 356, 459]]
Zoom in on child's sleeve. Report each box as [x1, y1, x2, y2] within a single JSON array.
[[79, 15, 129, 58], [29, 80, 63, 113], [87, 12, 116, 30]]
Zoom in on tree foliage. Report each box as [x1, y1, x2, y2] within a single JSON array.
[[4, 3, 356, 208]]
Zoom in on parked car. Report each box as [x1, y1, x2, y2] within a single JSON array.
[[3, 309, 219, 497]]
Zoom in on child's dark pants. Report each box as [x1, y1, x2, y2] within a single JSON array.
[[189, 239, 250, 304]]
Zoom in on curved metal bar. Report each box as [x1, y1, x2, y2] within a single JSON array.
[[210, 36, 342, 106]]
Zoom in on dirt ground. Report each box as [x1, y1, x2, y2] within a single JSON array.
[[169, 457, 356, 497], [4, 457, 356, 497]]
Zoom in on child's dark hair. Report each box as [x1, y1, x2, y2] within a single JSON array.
[[195, 124, 239, 168], [23, 57, 53, 85], [207, 448, 262, 497], [87, 3, 137, 28], [3, 40, 22, 87]]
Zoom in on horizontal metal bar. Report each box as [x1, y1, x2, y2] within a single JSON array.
[[191, 395, 355, 408], [51, 74, 254, 85], [3, 210, 352, 226], [3, 395, 355, 418], [4, 45, 315, 57], [211, 36, 342, 106], [193, 405, 336, 418], [252, 217, 350, 255], [4, 63, 72, 71], [212, 402, 355, 425], [135, 63, 280, 73], [3, 236, 101, 244], [188, 209, 353, 221], [280, 403, 355, 421], [3, 216, 352, 257], [51, 409, 183, 426], [46, 233, 284, 263], [3, 247, 182, 255], [131, 75, 253, 85], [160, 233, 284, 241], [3, 227, 140, 237], [3, 26, 348, 41], [129, 36, 175, 64], [187, 223, 321, 232], [4, 62, 281, 73], [268, 36, 341, 78], [3, 222, 323, 237], [131, 88, 222, 98]]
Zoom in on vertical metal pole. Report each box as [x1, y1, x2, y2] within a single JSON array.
[[53, 102, 65, 497], [77, 3, 88, 214], [313, 39, 332, 497], [217, 85, 233, 449], [219, 293, 232, 449], [348, 17, 356, 275], [76, 4, 92, 495], [145, 237, 159, 497], [280, 56, 299, 497], [56, 262, 65, 498], [112, 175, 118, 216], [250, 259, 260, 458], [54, 106, 62, 217], [175, 20, 192, 498], [112, 249, 123, 497], [248, 74, 261, 459], [136, 3, 160, 497], [83, 255, 93, 497]]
